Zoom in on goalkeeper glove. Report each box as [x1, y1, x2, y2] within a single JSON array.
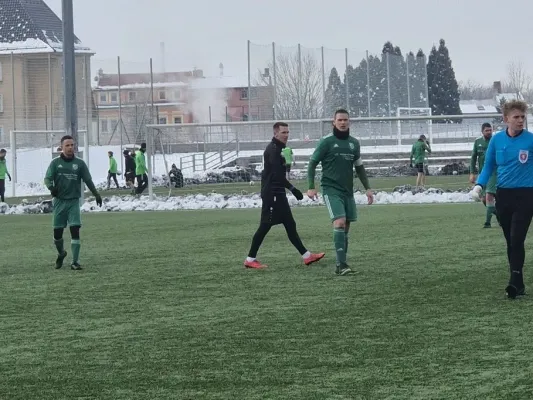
[[49, 186, 59, 197], [289, 186, 303, 200], [94, 194, 102, 207], [470, 185, 483, 201]]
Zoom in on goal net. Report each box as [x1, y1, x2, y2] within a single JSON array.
[[396, 107, 433, 145], [9, 130, 89, 198]]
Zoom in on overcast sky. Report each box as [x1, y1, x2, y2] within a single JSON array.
[[45, 0, 533, 86]]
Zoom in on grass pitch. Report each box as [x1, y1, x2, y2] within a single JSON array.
[[2, 203, 533, 399]]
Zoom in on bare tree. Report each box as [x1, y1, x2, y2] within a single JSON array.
[[458, 79, 494, 101], [504, 61, 533, 102], [256, 52, 323, 119]]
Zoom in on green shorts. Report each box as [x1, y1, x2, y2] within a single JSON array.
[[323, 191, 357, 222], [52, 198, 82, 229], [482, 172, 497, 195]]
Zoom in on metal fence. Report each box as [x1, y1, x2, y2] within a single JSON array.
[[0, 52, 93, 148], [247, 41, 430, 120]]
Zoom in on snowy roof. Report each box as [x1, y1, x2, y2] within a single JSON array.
[[459, 102, 498, 114], [0, 0, 93, 54], [190, 75, 265, 89], [95, 70, 203, 89]]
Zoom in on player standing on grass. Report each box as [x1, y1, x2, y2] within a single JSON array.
[[409, 134, 431, 188], [44, 135, 102, 270], [472, 100, 533, 299], [107, 151, 120, 189], [135, 143, 148, 195], [307, 109, 374, 276], [243, 122, 325, 269], [469, 123, 498, 228], [0, 148, 12, 203]]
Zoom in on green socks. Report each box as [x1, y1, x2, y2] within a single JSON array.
[[345, 232, 349, 255], [334, 228, 346, 265], [54, 238, 64, 254], [486, 205, 496, 225], [71, 239, 81, 264]]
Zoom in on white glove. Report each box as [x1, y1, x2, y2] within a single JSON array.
[[470, 185, 482, 201]]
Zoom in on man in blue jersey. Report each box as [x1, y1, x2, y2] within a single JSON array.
[[471, 100, 533, 299]]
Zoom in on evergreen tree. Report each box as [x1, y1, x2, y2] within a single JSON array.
[[324, 67, 345, 116], [345, 62, 369, 117], [427, 39, 461, 121], [367, 54, 388, 116], [382, 42, 408, 115]]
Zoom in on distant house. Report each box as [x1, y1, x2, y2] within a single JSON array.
[[0, 0, 94, 146], [93, 69, 202, 143]]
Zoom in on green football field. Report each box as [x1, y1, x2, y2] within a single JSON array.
[[2, 202, 533, 399]]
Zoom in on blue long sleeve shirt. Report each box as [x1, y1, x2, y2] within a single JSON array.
[[477, 129, 533, 189]]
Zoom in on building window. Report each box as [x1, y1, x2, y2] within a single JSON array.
[[173, 90, 181, 100], [242, 114, 248, 121], [240, 87, 257, 100], [159, 91, 166, 100], [159, 117, 167, 124], [100, 119, 108, 133], [109, 119, 118, 132], [128, 91, 137, 101], [110, 92, 118, 102], [173, 116, 182, 124], [0, 62, 3, 81], [99, 93, 107, 103], [477, 105, 485, 111]]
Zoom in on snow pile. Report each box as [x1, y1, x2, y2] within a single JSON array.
[[0, 188, 475, 215]]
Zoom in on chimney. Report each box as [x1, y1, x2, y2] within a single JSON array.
[[493, 81, 502, 94], [219, 62, 224, 77]]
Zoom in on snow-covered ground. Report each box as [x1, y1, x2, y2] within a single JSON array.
[[5, 142, 473, 197], [0, 189, 476, 215]]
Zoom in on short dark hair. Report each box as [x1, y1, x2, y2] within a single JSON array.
[[60, 135, 73, 144], [334, 109, 349, 118], [0, 148, 6, 153], [273, 122, 288, 131], [140, 142, 146, 149], [481, 122, 492, 131]]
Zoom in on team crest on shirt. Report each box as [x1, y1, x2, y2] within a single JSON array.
[[72, 164, 78, 170], [349, 143, 354, 150], [519, 150, 529, 164]]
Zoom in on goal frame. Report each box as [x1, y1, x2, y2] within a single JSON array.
[[10, 129, 89, 198], [396, 107, 433, 146]]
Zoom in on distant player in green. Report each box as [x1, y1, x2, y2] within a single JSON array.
[[44, 135, 102, 270], [107, 151, 120, 189], [307, 109, 374, 276], [135, 142, 148, 194], [281, 146, 294, 179], [469, 122, 498, 228], [0, 148, 12, 203], [409, 134, 431, 188]]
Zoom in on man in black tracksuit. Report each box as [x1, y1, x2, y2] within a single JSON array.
[[123, 150, 136, 190], [243, 122, 325, 269]]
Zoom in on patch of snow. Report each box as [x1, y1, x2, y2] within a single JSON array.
[[95, 82, 188, 90], [0, 189, 475, 215]]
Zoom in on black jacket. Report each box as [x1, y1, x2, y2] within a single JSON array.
[[261, 137, 292, 197], [125, 155, 135, 173]]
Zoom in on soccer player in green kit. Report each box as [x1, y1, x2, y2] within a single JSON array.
[[307, 109, 374, 275], [44, 135, 102, 270], [469, 122, 498, 228]]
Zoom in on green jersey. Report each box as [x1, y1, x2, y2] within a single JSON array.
[[410, 140, 431, 164], [470, 135, 491, 173], [308, 134, 361, 194], [0, 158, 9, 179], [109, 156, 118, 173], [135, 151, 147, 175], [281, 147, 293, 164], [44, 155, 97, 200]]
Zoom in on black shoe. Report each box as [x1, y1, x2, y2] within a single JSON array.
[[71, 262, 82, 271], [505, 284, 526, 299], [483, 223, 491, 228], [335, 263, 353, 276], [55, 251, 67, 269]]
